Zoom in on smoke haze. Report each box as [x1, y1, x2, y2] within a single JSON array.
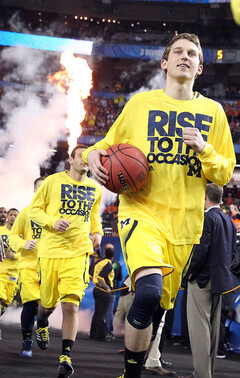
[[0, 46, 67, 210]]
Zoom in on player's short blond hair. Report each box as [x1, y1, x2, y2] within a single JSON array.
[[162, 33, 204, 66]]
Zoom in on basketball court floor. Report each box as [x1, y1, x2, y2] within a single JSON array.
[[0, 322, 239, 377]]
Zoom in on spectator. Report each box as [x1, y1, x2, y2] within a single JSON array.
[[90, 243, 115, 341]]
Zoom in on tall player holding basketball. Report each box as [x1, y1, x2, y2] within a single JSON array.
[[82, 33, 235, 378]]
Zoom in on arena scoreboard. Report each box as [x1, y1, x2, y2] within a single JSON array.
[[213, 49, 240, 64]]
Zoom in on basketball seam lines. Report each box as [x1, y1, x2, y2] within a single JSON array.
[[110, 145, 138, 191]]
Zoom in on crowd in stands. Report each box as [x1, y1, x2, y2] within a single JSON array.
[[81, 91, 126, 137], [0, 6, 239, 48], [80, 91, 240, 145]]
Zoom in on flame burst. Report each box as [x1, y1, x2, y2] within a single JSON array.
[[48, 51, 93, 153]]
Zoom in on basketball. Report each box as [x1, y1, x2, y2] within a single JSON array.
[[100, 143, 149, 194]]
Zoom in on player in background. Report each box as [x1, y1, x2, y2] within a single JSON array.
[[9, 177, 45, 357], [0, 209, 19, 316], [0, 208, 7, 263], [82, 33, 236, 378], [29, 145, 103, 378], [0, 236, 6, 262], [0, 207, 7, 228]]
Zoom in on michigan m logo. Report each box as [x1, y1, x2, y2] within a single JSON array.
[[187, 164, 202, 178], [120, 218, 131, 230]]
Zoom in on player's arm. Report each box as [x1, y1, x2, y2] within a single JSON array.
[[90, 186, 104, 249], [91, 233, 102, 250], [183, 108, 236, 186], [9, 211, 28, 252], [0, 236, 6, 262], [29, 178, 69, 231]]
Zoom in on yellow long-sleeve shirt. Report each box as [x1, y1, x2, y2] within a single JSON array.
[[82, 89, 235, 245], [29, 171, 103, 258], [0, 225, 19, 276], [9, 206, 42, 270]]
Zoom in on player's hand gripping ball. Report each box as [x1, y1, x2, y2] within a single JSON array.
[[100, 144, 149, 194]]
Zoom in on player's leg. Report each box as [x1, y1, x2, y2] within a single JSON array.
[[20, 300, 38, 357], [124, 269, 163, 378], [57, 254, 89, 378], [36, 258, 59, 350], [19, 268, 41, 357], [118, 219, 173, 378]]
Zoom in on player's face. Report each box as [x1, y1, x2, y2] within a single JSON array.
[[70, 148, 89, 175], [0, 207, 7, 224], [161, 39, 203, 81], [7, 210, 18, 226]]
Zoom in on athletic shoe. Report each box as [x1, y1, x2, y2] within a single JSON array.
[[216, 353, 226, 359], [36, 326, 49, 350], [20, 339, 34, 357], [160, 358, 173, 367], [57, 355, 74, 378], [106, 333, 115, 341]]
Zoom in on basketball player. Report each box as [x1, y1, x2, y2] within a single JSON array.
[[29, 144, 103, 378], [0, 207, 7, 227], [9, 177, 45, 357], [82, 33, 236, 378], [0, 208, 19, 316], [0, 236, 6, 262]]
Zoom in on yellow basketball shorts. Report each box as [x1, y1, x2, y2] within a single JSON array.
[[19, 268, 40, 304], [0, 273, 18, 306], [118, 217, 194, 310], [38, 255, 90, 309]]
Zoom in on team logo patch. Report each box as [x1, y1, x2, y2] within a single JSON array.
[[120, 218, 131, 229]]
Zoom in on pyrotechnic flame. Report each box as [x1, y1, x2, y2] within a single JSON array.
[[48, 51, 93, 153]]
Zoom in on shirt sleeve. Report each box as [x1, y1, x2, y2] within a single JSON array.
[[9, 211, 27, 252], [29, 178, 58, 229], [198, 105, 236, 186], [90, 186, 104, 236]]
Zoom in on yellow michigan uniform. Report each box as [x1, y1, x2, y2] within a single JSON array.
[[9, 206, 42, 304], [82, 89, 236, 309], [29, 171, 103, 308], [0, 225, 19, 306]]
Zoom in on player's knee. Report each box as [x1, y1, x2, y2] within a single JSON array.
[[61, 296, 79, 313], [127, 273, 162, 330]]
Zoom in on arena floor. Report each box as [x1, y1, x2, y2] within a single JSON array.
[[0, 323, 239, 378]]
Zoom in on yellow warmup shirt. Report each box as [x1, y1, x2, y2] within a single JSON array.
[[0, 225, 19, 276], [29, 171, 103, 258], [82, 89, 235, 245], [9, 206, 42, 270]]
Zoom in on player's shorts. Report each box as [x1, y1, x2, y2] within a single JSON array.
[[118, 217, 194, 310], [38, 255, 90, 309], [0, 273, 18, 306], [19, 268, 40, 304]]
